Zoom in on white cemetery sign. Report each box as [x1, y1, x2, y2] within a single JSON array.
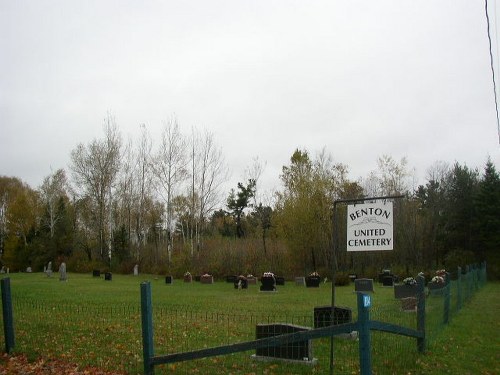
[[347, 201, 393, 251]]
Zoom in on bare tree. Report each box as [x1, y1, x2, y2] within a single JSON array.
[[151, 117, 188, 261], [189, 127, 227, 253], [134, 124, 154, 256], [362, 155, 411, 197], [39, 169, 68, 238], [70, 115, 122, 262]]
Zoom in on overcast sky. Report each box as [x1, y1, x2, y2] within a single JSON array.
[[1, 0, 499, 197]]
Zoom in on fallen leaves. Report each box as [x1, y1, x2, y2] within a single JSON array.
[[0, 354, 128, 375]]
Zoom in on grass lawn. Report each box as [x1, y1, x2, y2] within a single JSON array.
[[0, 272, 496, 374], [414, 282, 500, 375]]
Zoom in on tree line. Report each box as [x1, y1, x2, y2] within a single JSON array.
[[0, 116, 498, 279]]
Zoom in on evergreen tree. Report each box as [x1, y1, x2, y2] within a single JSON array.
[[474, 159, 500, 255], [227, 179, 256, 238]]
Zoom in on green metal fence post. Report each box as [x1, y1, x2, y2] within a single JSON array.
[[1, 278, 15, 353], [416, 275, 426, 353], [141, 282, 155, 375], [357, 292, 372, 375], [443, 273, 451, 325], [456, 267, 462, 311]]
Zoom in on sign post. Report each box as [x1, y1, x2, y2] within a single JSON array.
[[329, 195, 403, 375]]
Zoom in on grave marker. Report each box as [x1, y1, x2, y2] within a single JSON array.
[[314, 306, 352, 328], [253, 323, 316, 364], [58, 262, 67, 281], [354, 278, 374, 293]]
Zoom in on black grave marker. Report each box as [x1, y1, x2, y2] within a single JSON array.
[[254, 323, 314, 363], [382, 275, 394, 287], [313, 306, 352, 328]]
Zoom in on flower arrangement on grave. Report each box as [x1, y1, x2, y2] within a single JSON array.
[[394, 276, 418, 299], [263, 272, 275, 278], [430, 275, 444, 284], [403, 277, 417, 286], [183, 271, 192, 282], [308, 271, 320, 277], [427, 269, 447, 291], [431, 269, 446, 284]]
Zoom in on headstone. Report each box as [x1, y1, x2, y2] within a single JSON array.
[[184, 273, 192, 283], [394, 284, 417, 299], [58, 262, 67, 281], [104, 272, 112, 281], [378, 269, 392, 283], [133, 264, 139, 276], [46, 261, 53, 277], [253, 323, 316, 364], [247, 275, 257, 285], [354, 278, 374, 293], [26, 267, 32, 273], [234, 275, 248, 289], [382, 275, 394, 287], [200, 274, 214, 284], [93, 270, 101, 277], [314, 306, 353, 328], [226, 275, 237, 283], [348, 274, 357, 282], [275, 276, 285, 286], [165, 275, 173, 284], [260, 273, 276, 292], [0, 266, 6, 274], [295, 277, 305, 286], [305, 274, 321, 288]]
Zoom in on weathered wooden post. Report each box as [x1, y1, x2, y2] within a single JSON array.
[[357, 292, 372, 375], [1, 278, 15, 353], [141, 282, 154, 375]]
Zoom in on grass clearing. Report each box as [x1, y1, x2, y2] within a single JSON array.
[[0, 273, 496, 374]]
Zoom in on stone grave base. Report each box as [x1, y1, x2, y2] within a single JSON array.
[[401, 297, 417, 311], [251, 354, 317, 366], [254, 323, 315, 364]]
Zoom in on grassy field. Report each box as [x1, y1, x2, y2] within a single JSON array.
[[0, 272, 496, 374]]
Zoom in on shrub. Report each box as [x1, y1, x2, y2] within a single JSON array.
[[334, 272, 350, 286]]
